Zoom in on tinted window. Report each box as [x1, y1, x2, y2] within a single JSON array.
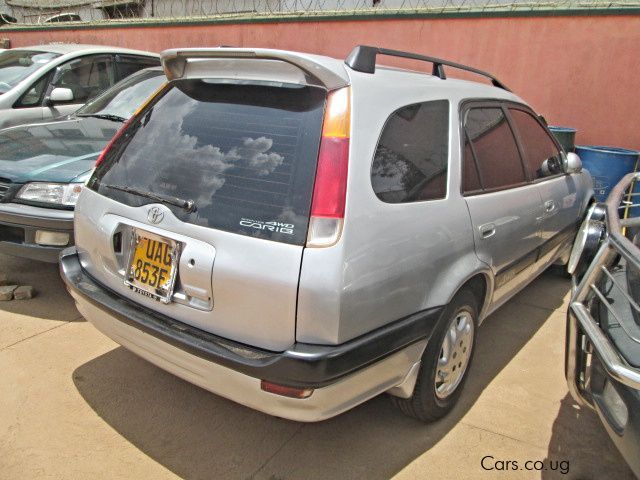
[[509, 108, 563, 179], [51, 55, 114, 104], [76, 69, 165, 120], [464, 107, 525, 191], [89, 80, 326, 246], [371, 100, 449, 203], [0, 50, 60, 93], [115, 55, 160, 82]]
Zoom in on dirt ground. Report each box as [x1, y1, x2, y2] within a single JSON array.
[[0, 253, 635, 480]]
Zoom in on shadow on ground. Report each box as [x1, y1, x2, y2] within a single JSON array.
[[0, 253, 80, 322], [73, 271, 587, 480], [542, 394, 635, 480]]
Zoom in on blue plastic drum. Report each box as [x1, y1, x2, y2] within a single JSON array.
[[575, 146, 640, 202], [549, 126, 577, 153]]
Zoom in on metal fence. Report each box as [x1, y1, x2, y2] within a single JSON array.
[[2, 0, 639, 26]]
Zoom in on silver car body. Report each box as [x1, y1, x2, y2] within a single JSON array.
[[0, 44, 158, 129], [63, 47, 594, 421]]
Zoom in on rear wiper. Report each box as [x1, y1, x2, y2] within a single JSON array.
[[105, 184, 196, 213], [77, 113, 127, 123]]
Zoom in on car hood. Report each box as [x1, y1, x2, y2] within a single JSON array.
[[0, 116, 120, 183]]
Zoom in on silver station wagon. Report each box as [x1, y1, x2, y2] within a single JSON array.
[[61, 46, 594, 422]]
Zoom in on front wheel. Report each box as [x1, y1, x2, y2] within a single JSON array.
[[391, 289, 478, 422]]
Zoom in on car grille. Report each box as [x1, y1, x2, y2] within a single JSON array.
[[0, 182, 9, 201]]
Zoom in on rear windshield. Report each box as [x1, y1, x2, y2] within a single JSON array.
[[89, 80, 326, 245]]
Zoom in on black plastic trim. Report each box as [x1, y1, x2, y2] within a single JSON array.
[[345, 45, 510, 91], [60, 248, 443, 388], [0, 208, 74, 231], [495, 222, 578, 288]]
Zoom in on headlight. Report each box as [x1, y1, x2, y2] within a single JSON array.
[[568, 204, 606, 275], [16, 182, 84, 206]]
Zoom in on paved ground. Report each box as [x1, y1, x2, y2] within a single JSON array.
[[0, 253, 635, 480]]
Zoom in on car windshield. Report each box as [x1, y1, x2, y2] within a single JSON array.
[[0, 50, 60, 94], [76, 69, 165, 120]]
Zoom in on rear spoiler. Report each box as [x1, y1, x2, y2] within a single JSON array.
[[161, 48, 349, 90]]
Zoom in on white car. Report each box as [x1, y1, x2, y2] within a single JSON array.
[[0, 43, 159, 129]]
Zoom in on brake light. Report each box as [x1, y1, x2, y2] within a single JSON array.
[[307, 87, 351, 248], [94, 117, 132, 167]]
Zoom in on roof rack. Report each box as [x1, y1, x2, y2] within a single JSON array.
[[344, 45, 510, 91]]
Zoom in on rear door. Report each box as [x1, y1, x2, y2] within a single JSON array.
[[507, 106, 582, 263], [77, 79, 326, 351], [462, 103, 544, 306]]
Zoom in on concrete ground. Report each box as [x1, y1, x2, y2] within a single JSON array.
[[0, 253, 635, 480]]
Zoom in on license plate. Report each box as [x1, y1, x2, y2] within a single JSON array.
[[125, 230, 180, 303]]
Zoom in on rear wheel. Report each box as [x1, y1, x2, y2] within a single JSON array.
[[392, 289, 478, 422]]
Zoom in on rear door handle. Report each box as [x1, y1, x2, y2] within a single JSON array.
[[479, 223, 496, 239], [545, 200, 556, 213]]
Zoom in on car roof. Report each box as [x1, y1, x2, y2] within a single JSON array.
[[12, 43, 158, 57], [160, 47, 521, 104], [304, 53, 520, 101], [370, 65, 524, 103], [308, 51, 523, 103]]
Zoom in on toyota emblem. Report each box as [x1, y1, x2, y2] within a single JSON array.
[[147, 206, 165, 224]]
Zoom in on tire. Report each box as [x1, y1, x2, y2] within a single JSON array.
[[391, 288, 478, 422]]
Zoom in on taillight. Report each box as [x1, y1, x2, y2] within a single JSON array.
[[307, 87, 351, 248], [94, 117, 132, 167]]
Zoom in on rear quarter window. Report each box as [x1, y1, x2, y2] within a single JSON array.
[[89, 80, 326, 245], [371, 100, 449, 203]]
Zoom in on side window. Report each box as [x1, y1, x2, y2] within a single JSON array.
[[371, 100, 449, 203], [463, 107, 526, 192], [50, 55, 114, 104], [509, 108, 563, 179], [14, 72, 51, 108], [115, 55, 160, 82]]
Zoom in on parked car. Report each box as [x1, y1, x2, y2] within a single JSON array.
[[0, 67, 165, 262], [566, 172, 640, 477], [0, 13, 17, 25], [61, 46, 593, 422], [0, 44, 159, 129], [42, 13, 81, 23]]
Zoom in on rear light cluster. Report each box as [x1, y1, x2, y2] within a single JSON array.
[[307, 87, 351, 248]]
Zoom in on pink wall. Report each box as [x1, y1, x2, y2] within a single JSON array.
[[4, 14, 640, 149]]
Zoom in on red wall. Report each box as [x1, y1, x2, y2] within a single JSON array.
[[4, 14, 640, 149]]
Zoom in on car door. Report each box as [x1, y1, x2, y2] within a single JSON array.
[[462, 103, 545, 307], [508, 106, 582, 266], [42, 54, 115, 121], [5, 71, 53, 127]]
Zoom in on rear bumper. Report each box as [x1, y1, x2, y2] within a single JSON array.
[[0, 203, 74, 262], [60, 247, 441, 421]]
